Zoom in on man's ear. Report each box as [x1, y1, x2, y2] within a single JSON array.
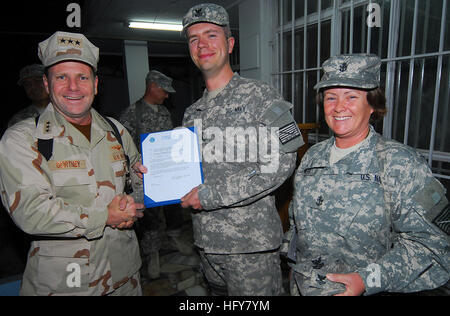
[[42, 75, 50, 94], [94, 76, 99, 95], [228, 36, 235, 54]]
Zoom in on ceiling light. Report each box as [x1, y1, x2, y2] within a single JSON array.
[[128, 22, 183, 31]]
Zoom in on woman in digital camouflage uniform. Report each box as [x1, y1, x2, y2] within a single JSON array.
[[286, 54, 449, 296]]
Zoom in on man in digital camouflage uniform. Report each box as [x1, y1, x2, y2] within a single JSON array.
[[180, 3, 304, 296], [120, 70, 192, 280], [8, 64, 50, 127], [0, 31, 146, 296], [285, 54, 449, 296], [120, 70, 176, 146]]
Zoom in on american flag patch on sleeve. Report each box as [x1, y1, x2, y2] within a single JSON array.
[[278, 122, 302, 145]]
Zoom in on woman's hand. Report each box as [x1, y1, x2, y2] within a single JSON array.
[[326, 273, 366, 296]]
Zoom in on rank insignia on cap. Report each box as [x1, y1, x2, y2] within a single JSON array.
[[194, 8, 203, 17], [57, 36, 83, 48], [314, 54, 381, 90], [38, 31, 100, 71]]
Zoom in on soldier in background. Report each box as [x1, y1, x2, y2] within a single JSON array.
[[0, 31, 146, 295], [120, 71, 175, 146], [285, 54, 449, 296], [120, 70, 193, 280], [180, 3, 303, 295], [8, 64, 50, 127]]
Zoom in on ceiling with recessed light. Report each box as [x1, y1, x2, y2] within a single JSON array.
[[83, 0, 241, 43]]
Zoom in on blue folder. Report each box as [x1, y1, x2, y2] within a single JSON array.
[[140, 127, 203, 208]]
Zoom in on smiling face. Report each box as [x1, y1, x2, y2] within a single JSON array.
[[43, 61, 98, 125], [323, 87, 374, 148], [186, 22, 235, 78]]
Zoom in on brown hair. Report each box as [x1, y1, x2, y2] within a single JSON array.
[[316, 87, 387, 122]]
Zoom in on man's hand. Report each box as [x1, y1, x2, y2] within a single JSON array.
[[326, 273, 366, 296], [181, 187, 203, 210], [132, 161, 148, 179], [107, 194, 144, 229]]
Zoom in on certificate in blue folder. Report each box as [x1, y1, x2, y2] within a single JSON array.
[[140, 127, 203, 208]]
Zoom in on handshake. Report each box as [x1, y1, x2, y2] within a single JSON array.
[[106, 161, 147, 229], [106, 194, 144, 230]]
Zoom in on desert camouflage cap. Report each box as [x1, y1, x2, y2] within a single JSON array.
[[182, 3, 229, 31], [146, 70, 176, 93], [314, 54, 381, 90], [17, 64, 45, 85], [38, 31, 100, 71]]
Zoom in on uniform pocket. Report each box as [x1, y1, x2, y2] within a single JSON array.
[[52, 170, 91, 187], [36, 240, 91, 295], [51, 168, 92, 204], [336, 177, 387, 246]]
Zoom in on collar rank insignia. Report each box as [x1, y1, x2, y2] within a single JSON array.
[[44, 121, 51, 134]]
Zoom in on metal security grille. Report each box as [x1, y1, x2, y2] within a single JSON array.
[[273, 0, 450, 180]]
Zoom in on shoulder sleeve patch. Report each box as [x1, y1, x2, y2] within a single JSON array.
[[414, 178, 449, 235], [260, 100, 305, 153], [431, 204, 449, 235]]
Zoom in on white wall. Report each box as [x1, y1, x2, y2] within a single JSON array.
[[238, 0, 274, 85], [124, 40, 150, 105]]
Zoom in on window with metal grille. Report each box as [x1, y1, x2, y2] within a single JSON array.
[[273, 0, 450, 183]]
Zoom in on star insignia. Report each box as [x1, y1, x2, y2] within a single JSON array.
[[44, 121, 51, 134]]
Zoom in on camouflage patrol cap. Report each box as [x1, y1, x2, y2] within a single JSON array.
[[182, 3, 229, 31], [314, 54, 381, 90], [38, 31, 100, 71], [17, 64, 45, 85], [146, 70, 176, 93]]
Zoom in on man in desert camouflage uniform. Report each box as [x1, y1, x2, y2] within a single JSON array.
[[285, 54, 449, 296], [8, 64, 50, 127], [0, 31, 146, 296], [180, 3, 303, 296], [120, 70, 192, 280]]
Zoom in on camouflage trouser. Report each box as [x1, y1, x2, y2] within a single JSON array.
[[138, 205, 184, 255], [108, 272, 142, 296], [289, 270, 301, 296], [199, 249, 282, 296]]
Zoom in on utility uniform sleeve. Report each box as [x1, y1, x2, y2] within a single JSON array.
[[281, 149, 314, 257], [357, 149, 450, 295], [0, 124, 107, 240]]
